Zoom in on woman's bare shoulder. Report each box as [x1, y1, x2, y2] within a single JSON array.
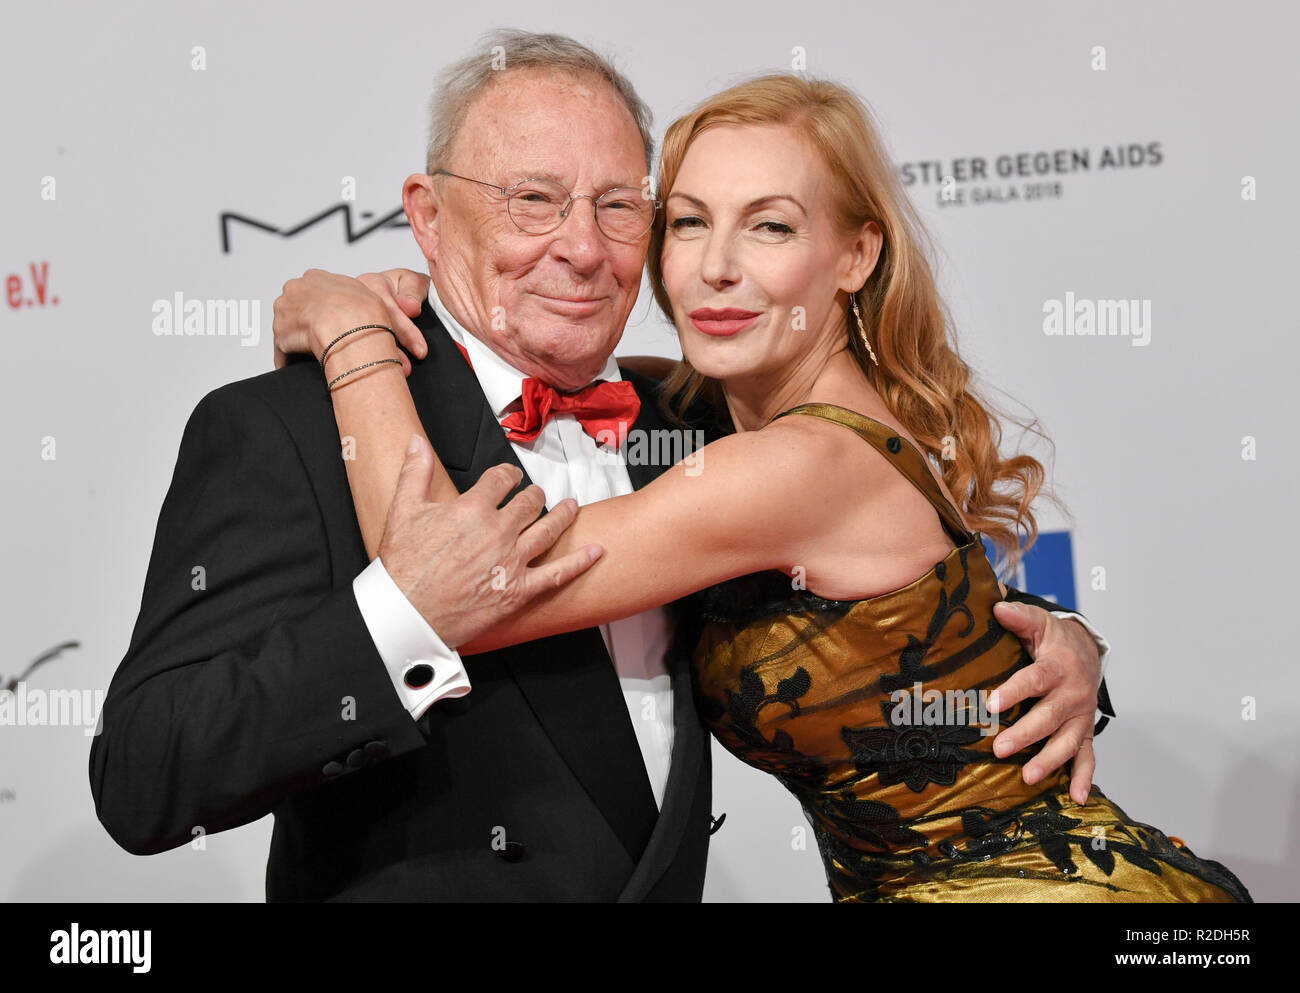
[[774, 401, 970, 527], [744, 412, 896, 515]]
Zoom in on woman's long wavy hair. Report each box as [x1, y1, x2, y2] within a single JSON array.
[[646, 73, 1066, 576]]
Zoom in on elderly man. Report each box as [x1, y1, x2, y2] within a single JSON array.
[[91, 29, 1110, 902]]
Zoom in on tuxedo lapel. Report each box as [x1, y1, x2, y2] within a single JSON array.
[[405, 303, 659, 864], [617, 369, 668, 493], [617, 615, 707, 901], [404, 304, 504, 476]]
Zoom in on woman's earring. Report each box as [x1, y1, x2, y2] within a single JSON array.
[[850, 293, 879, 366]]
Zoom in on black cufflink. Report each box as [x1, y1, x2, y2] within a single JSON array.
[[404, 664, 435, 689]]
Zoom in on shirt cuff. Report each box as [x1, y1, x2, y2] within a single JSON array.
[[352, 557, 471, 720], [1050, 610, 1112, 679]]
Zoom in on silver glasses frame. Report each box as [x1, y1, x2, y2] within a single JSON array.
[[431, 169, 660, 242]]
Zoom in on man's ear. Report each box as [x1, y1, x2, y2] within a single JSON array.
[[841, 219, 884, 293], [403, 173, 440, 265]]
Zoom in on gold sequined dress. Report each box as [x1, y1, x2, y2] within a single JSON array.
[[691, 403, 1251, 902]]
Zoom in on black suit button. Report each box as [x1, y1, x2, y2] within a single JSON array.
[[404, 664, 435, 689], [498, 841, 527, 862], [364, 740, 389, 761], [345, 748, 365, 771], [322, 761, 344, 779], [886, 436, 902, 454]]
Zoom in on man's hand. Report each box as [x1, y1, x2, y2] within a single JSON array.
[[272, 268, 431, 375], [378, 436, 602, 649], [989, 600, 1102, 806]]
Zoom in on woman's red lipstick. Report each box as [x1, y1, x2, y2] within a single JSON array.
[[689, 307, 760, 336]]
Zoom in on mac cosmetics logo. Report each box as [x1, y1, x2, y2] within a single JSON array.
[[219, 202, 409, 253]]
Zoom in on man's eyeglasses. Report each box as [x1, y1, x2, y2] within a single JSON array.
[[432, 169, 660, 243]]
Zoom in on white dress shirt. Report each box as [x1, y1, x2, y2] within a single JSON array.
[[352, 283, 676, 809]]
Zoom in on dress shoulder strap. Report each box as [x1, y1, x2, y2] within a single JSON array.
[[772, 402, 976, 547]]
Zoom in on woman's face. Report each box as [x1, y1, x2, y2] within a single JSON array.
[[660, 123, 871, 384]]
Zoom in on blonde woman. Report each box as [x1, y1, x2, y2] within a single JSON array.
[[273, 74, 1249, 902]]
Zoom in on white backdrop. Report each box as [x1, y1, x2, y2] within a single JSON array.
[[2, 0, 1296, 902]]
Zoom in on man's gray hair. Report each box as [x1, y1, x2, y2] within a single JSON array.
[[424, 29, 655, 176]]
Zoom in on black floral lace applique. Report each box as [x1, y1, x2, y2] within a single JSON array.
[[842, 699, 987, 793]]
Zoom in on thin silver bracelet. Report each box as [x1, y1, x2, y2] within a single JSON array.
[[318, 324, 396, 369], [326, 358, 403, 390]]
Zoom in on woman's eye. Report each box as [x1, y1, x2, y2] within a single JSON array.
[[670, 216, 704, 229], [756, 221, 794, 235]]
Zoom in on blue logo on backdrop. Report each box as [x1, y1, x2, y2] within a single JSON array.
[[983, 530, 1077, 611]]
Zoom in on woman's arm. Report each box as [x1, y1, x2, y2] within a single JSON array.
[[325, 329, 458, 556], [276, 274, 863, 656], [273, 269, 462, 556], [309, 330, 823, 654], [455, 424, 829, 653]]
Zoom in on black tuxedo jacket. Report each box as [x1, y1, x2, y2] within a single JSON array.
[[90, 303, 713, 901]]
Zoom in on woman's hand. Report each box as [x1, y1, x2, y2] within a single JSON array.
[[272, 267, 432, 374], [361, 268, 431, 361]]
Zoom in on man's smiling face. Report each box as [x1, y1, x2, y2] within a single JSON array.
[[418, 68, 651, 391]]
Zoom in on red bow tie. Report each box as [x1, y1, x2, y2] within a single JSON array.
[[500, 376, 641, 445], [450, 339, 639, 445]]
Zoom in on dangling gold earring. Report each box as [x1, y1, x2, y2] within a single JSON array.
[[850, 292, 879, 366]]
